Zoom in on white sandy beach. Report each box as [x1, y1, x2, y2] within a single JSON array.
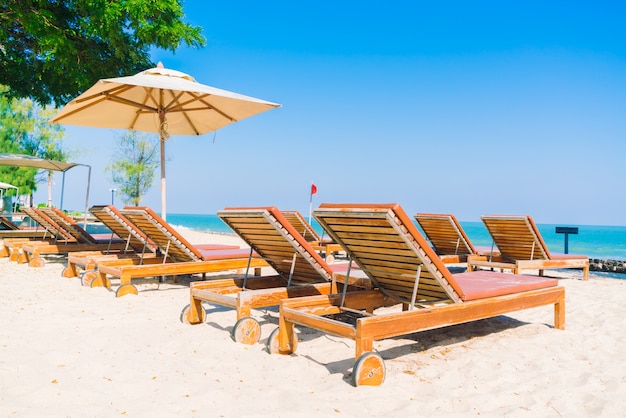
[[1, 229, 625, 417]]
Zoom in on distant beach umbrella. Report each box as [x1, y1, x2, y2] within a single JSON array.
[[50, 63, 281, 220]]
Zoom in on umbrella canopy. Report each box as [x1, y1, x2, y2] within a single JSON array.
[[0, 181, 18, 190], [50, 63, 281, 219], [0, 153, 91, 221], [0, 153, 79, 171]]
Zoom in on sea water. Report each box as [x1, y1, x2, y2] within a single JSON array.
[[115, 213, 626, 261]]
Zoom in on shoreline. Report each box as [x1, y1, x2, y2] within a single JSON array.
[[195, 231, 626, 276]]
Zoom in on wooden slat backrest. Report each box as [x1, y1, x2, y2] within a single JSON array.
[[121, 206, 200, 262], [40, 207, 96, 244], [218, 207, 332, 284], [481, 215, 550, 262], [21, 207, 75, 241], [280, 211, 320, 243], [415, 213, 476, 256], [0, 215, 20, 230], [314, 204, 462, 304], [89, 205, 157, 253]]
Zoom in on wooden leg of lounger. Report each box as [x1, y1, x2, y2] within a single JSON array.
[[583, 266, 589, 281], [28, 256, 45, 268], [554, 297, 566, 330], [274, 314, 296, 355], [16, 251, 29, 264], [355, 336, 373, 359], [186, 298, 206, 324], [235, 303, 251, 321], [88, 272, 111, 289], [539, 269, 545, 277]]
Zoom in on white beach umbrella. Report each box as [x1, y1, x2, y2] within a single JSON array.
[[50, 63, 281, 219]]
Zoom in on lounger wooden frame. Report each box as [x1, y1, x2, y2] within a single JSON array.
[[184, 207, 368, 345], [467, 215, 589, 280], [271, 204, 565, 386]]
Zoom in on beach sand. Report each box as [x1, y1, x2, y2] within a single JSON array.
[[1, 230, 625, 417]]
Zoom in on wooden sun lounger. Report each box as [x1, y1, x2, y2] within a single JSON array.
[[6, 207, 79, 262], [90, 206, 268, 297], [182, 207, 368, 345], [280, 210, 344, 263], [269, 203, 565, 386], [414, 213, 499, 264], [61, 205, 161, 280], [467, 215, 589, 280], [17, 207, 127, 267]]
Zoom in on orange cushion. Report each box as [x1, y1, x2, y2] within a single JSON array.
[[453, 270, 559, 301], [550, 253, 588, 260]]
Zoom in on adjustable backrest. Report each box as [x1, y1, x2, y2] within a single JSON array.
[[120, 206, 202, 262], [481, 215, 550, 262], [415, 213, 476, 256], [280, 211, 320, 243], [40, 207, 96, 244], [314, 203, 464, 305], [218, 207, 332, 284], [0, 215, 20, 230], [21, 207, 75, 241], [89, 205, 157, 254]]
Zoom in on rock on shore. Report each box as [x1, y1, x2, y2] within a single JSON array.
[[589, 258, 626, 273]]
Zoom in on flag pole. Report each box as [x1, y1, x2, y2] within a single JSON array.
[[309, 182, 317, 224]]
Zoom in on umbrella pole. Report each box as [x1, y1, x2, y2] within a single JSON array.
[[159, 106, 167, 221]]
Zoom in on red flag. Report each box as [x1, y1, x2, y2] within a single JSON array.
[[311, 183, 317, 195]]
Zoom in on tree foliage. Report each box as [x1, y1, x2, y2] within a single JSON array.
[[0, 0, 205, 106], [0, 85, 68, 198], [106, 130, 158, 206]]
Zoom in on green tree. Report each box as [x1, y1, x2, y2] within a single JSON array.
[[0, 0, 205, 106], [106, 130, 158, 205], [0, 86, 68, 205]]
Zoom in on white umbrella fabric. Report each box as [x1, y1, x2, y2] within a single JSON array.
[[50, 63, 281, 219]]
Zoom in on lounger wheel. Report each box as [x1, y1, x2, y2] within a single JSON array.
[[81, 271, 96, 286], [28, 257, 45, 268], [352, 352, 385, 387], [231, 317, 261, 345], [61, 267, 76, 278], [115, 284, 138, 297], [325, 253, 335, 264], [266, 327, 298, 355], [91, 276, 111, 289], [179, 303, 206, 324], [81, 271, 110, 288]]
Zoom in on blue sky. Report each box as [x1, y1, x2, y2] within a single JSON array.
[[38, 1, 626, 225]]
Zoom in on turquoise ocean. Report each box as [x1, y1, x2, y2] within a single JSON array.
[[91, 213, 626, 262]]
